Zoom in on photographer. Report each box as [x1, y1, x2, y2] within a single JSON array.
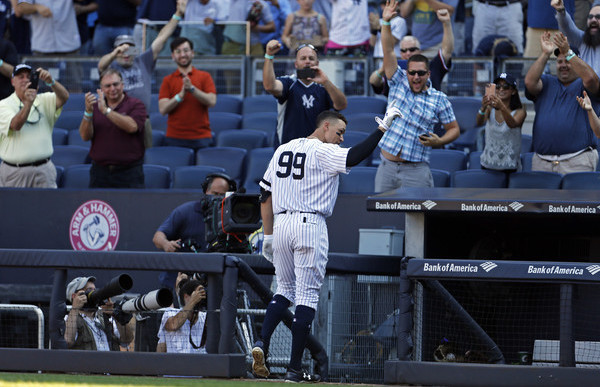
[[64, 276, 134, 351], [0, 64, 69, 188], [156, 277, 207, 353]]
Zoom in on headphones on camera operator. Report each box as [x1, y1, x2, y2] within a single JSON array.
[[201, 172, 237, 194]]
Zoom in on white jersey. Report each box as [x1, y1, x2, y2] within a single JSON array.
[[260, 138, 350, 217]]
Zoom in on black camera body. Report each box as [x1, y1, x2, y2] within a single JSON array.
[[28, 71, 39, 90], [201, 193, 261, 253]]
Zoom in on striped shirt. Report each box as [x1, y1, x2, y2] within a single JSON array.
[[380, 66, 455, 162], [260, 138, 349, 217]]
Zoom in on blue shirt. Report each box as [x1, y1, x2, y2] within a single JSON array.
[[380, 66, 455, 162], [157, 201, 207, 250], [526, 74, 598, 155], [275, 75, 334, 147]]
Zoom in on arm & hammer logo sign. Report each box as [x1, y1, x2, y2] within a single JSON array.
[[69, 200, 120, 251]]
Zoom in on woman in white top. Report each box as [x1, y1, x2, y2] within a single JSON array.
[[476, 72, 527, 172]]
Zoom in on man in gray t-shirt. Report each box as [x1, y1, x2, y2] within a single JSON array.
[[97, 0, 188, 147]]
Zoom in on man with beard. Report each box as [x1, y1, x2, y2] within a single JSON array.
[[374, 0, 459, 192], [158, 36, 216, 150], [525, 31, 600, 174], [553, 0, 600, 76]]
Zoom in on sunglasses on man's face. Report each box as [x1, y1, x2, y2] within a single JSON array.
[[407, 70, 428, 76], [296, 43, 317, 52], [588, 14, 600, 21], [400, 47, 419, 53]]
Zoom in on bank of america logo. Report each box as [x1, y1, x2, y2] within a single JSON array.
[[586, 265, 600, 275], [480, 261, 498, 272], [422, 200, 437, 210], [509, 201, 524, 211]]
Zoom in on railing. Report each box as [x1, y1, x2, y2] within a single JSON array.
[[0, 304, 44, 349]]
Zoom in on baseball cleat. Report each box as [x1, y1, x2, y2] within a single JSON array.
[[375, 106, 402, 131], [284, 369, 321, 383], [252, 343, 270, 378]]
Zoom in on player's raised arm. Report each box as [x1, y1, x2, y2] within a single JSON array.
[[346, 107, 401, 167]]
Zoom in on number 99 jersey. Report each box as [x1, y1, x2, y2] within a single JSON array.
[[260, 138, 350, 217]]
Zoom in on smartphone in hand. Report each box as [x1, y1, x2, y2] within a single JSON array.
[[28, 71, 39, 90], [485, 83, 496, 98], [297, 68, 316, 79], [419, 132, 432, 141]]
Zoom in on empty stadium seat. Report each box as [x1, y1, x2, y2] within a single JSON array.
[[447, 96, 484, 152], [61, 164, 90, 188], [468, 151, 482, 169], [242, 147, 274, 193], [196, 146, 247, 183], [242, 95, 277, 115], [143, 164, 171, 188], [55, 111, 85, 131], [521, 152, 534, 171], [62, 93, 86, 111], [67, 130, 91, 148], [561, 172, 600, 190], [342, 96, 387, 115], [338, 166, 377, 194], [345, 113, 382, 134], [55, 165, 64, 187], [51, 145, 89, 167], [152, 131, 165, 147], [429, 149, 467, 174], [150, 94, 159, 113], [241, 112, 277, 146], [210, 112, 243, 135], [216, 129, 268, 152], [52, 128, 69, 146], [431, 169, 451, 187], [150, 112, 167, 131], [341, 131, 371, 166], [172, 165, 226, 189], [144, 146, 195, 169], [210, 94, 243, 114], [451, 169, 507, 188], [508, 171, 562, 189]]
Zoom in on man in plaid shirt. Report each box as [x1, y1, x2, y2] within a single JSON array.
[[375, 0, 459, 192]]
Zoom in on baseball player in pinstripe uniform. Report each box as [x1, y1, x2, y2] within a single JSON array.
[[252, 108, 400, 382]]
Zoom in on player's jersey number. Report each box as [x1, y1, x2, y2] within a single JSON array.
[[276, 151, 306, 180]]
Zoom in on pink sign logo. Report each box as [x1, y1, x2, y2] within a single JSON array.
[[70, 200, 120, 251]]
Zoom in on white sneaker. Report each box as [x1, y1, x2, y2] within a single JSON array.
[[375, 106, 402, 131]]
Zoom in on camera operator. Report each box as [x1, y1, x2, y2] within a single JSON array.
[[64, 276, 134, 351], [156, 277, 207, 353], [0, 64, 69, 188], [152, 172, 236, 293]]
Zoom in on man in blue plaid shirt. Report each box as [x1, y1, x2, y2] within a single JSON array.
[[375, 0, 459, 192]]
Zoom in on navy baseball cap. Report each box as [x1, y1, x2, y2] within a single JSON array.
[[494, 72, 517, 88], [12, 64, 32, 77]]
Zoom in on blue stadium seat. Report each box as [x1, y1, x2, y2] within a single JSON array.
[[143, 164, 171, 188], [52, 128, 69, 146], [468, 150, 482, 169], [242, 95, 277, 115], [521, 134, 533, 153], [211, 112, 242, 136], [345, 113, 382, 134], [55, 111, 84, 131], [152, 131, 165, 147], [196, 146, 247, 183], [341, 131, 371, 166], [508, 171, 562, 189], [144, 146, 195, 169], [447, 96, 484, 152], [561, 172, 600, 190], [150, 112, 167, 131], [210, 94, 243, 114], [242, 147, 274, 193], [62, 93, 86, 111], [216, 129, 268, 152], [172, 165, 226, 189], [55, 165, 64, 187], [51, 145, 89, 167], [150, 94, 159, 113], [451, 169, 507, 188], [521, 152, 534, 171], [241, 112, 277, 146], [431, 169, 451, 187], [62, 164, 90, 188], [429, 149, 467, 174], [67, 130, 91, 148], [338, 166, 377, 194], [342, 96, 387, 115]]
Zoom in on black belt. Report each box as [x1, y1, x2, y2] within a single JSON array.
[[477, 0, 519, 6], [277, 211, 317, 215], [92, 160, 142, 172], [3, 158, 50, 167]]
